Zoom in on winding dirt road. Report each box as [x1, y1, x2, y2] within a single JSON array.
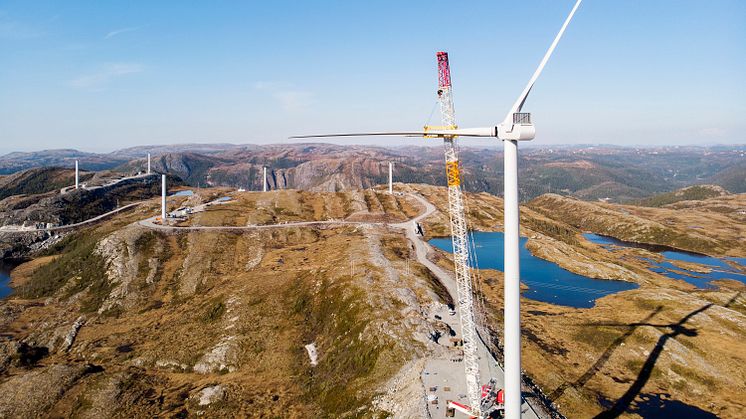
[[0, 202, 141, 233], [3, 172, 159, 233]]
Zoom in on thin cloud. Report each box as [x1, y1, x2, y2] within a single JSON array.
[[104, 26, 139, 39], [69, 63, 144, 89], [0, 12, 44, 40], [254, 81, 314, 112]]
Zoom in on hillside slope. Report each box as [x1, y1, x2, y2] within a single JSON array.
[[528, 193, 746, 257], [633, 184, 729, 207], [0, 190, 449, 417], [708, 162, 746, 193], [0, 167, 93, 200]]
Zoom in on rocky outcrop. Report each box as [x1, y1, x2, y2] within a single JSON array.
[[0, 174, 170, 229], [150, 152, 222, 184], [61, 316, 86, 352], [196, 385, 225, 406], [96, 227, 151, 313], [0, 230, 50, 259], [372, 359, 429, 418]]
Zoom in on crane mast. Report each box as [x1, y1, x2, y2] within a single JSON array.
[[432, 51, 483, 417]]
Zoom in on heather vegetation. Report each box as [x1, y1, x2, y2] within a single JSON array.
[[634, 184, 728, 207], [18, 232, 105, 300]]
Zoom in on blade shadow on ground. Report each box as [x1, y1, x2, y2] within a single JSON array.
[[591, 292, 741, 419]]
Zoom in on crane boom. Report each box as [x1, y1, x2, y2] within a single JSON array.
[[434, 52, 483, 417]]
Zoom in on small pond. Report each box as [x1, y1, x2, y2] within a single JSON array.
[[429, 232, 638, 308], [171, 190, 194, 197], [0, 259, 18, 299], [583, 233, 746, 288]]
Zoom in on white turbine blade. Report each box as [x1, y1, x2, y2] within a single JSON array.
[[290, 127, 496, 139], [290, 132, 431, 139], [502, 0, 582, 125]]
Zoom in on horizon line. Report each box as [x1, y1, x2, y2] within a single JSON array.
[[1, 141, 745, 157]]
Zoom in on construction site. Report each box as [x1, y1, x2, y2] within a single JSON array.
[[2, 1, 746, 418]]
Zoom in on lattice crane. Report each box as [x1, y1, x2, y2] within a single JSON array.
[[426, 52, 500, 418]]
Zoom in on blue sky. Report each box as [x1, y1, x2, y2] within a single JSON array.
[[1, 1, 744, 153]]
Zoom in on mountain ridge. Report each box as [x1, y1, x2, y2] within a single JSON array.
[[1, 144, 744, 202]]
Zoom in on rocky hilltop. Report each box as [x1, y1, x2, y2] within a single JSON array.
[[0, 174, 181, 259], [0, 167, 93, 200]]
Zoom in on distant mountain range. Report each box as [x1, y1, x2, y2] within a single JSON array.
[[1, 144, 744, 201], [0, 144, 251, 174]]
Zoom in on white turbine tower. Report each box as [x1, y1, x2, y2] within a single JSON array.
[[75, 160, 79, 189], [161, 174, 167, 223], [290, 2, 582, 416], [501, 3, 582, 416], [388, 162, 393, 194], [147, 153, 151, 175]]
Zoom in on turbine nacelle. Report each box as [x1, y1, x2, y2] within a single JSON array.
[[497, 113, 536, 141]]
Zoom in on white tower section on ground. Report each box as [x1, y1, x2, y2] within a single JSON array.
[[263, 167, 268, 192], [147, 153, 151, 174], [161, 175, 167, 222], [435, 52, 482, 416], [388, 162, 393, 194], [75, 160, 79, 189]]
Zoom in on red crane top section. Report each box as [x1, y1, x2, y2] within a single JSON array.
[[436, 51, 451, 88]]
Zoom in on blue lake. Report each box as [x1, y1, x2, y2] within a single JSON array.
[[583, 233, 746, 288], [171, 190, 194, 197], [0, 260, 15, 299], [429, 232, 638, 309]]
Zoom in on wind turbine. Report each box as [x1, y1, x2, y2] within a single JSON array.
[[291, 1, 582, 417]]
